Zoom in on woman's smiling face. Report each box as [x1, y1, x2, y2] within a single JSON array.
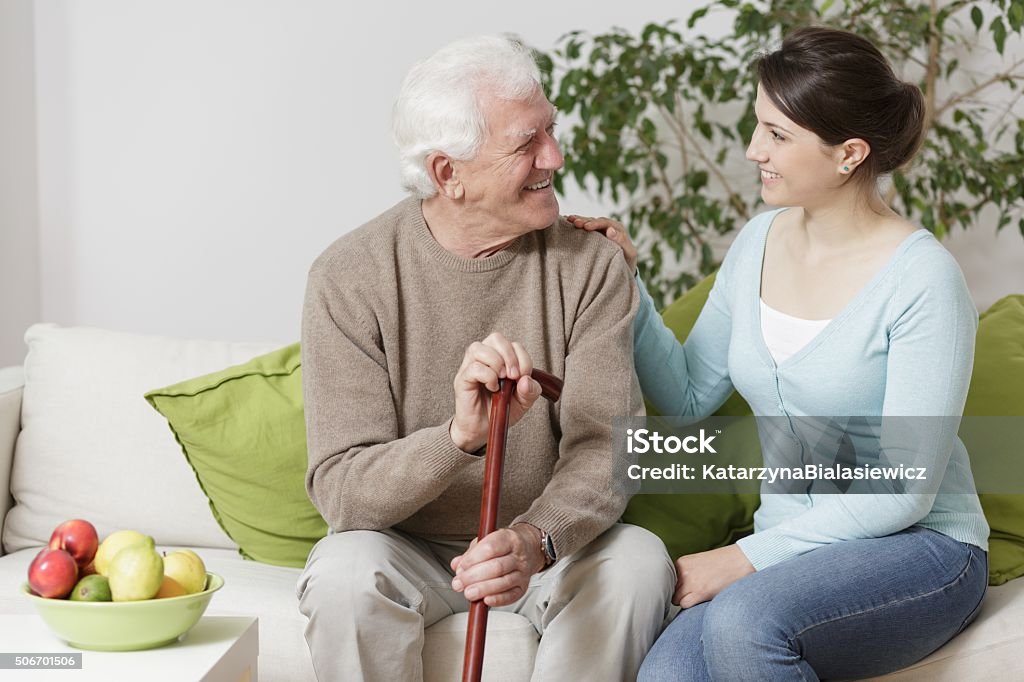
[[745, 84, 846, 208]]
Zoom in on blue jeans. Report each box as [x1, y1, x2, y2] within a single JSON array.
[[638, 527, 987, 681]]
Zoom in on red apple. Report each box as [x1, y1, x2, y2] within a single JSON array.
[[48, 519, 99, 569], [27, 548, 79, 599]]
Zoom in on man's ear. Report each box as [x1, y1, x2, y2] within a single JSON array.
[[426, 152, 464, 199], [837, 138, 871, 175]]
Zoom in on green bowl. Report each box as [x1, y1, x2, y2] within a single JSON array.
[[21, 572, 223, 651]]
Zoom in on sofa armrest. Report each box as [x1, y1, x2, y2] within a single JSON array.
[[0, 366, 25, 558]]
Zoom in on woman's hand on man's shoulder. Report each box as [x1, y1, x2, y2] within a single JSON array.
[[565, 214, 638, 275]]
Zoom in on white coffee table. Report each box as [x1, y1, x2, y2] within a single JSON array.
[[0, 614, 258, 681]]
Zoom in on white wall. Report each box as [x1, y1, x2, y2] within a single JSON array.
[[23, 0, 699, 350], [2, 0, 1021, 363], [0, 0, 41, 367]]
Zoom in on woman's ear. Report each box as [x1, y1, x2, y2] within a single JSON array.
[[837, 138, 871, 175], [427, 152, 464, 199]]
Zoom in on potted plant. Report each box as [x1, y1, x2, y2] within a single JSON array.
[[537, 0, 1024, 306]]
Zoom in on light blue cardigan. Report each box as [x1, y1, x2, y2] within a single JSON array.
[[634, 209, 990, 570]]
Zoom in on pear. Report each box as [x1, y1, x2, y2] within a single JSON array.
[[162, 549, 207, 594], [69, 574, 112, 602], [108, 544, 163, 601], [94, 530, 153, 576]]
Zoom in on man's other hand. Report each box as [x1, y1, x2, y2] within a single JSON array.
[[449, 332, 543, 453], [450, 524, 546, 607]]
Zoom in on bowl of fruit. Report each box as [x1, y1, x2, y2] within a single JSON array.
[[22, 519, 223, 651]]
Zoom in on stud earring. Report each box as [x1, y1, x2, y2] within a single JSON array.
[[842, 165, 850, 172]]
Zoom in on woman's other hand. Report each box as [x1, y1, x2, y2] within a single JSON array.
[[566, 215, 638, 274], [673, 545, 755, 609]]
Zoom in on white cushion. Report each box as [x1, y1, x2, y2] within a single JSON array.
[[866, 577, 1024, 680], [2, 324, 281, 553]]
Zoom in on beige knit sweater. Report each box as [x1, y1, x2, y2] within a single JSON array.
[[301, 197, 642, 558]]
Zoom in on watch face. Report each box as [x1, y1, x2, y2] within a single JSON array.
[[543, 534, 556, 562]]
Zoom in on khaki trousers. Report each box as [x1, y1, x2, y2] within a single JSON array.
[[296, 523, 674, 682]]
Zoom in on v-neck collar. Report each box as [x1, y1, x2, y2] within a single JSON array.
[[752, 209, 930, 370]]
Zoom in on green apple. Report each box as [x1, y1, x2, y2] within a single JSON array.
[[163, 549, 207, 594], [108, 545, 163, 601], [94, 530, 154, 576]]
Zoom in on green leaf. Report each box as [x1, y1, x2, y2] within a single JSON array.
[[991, 17, 1007, 54], [700, 241, 714, 266], [640, 117, 658, 145], [687, 7, 709, 29], [566, 38, 581, 61], [971, 6, 983, 31], [686, 170, 710, 191], [1010, 1, 1024, 32]]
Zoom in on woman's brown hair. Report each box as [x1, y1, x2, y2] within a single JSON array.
[[755, 26, 926, 183]]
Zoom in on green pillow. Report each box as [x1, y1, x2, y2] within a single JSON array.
[[145, 343, 327, 568], [964, 295, 1024, 586], [623, 272, 760, 557]]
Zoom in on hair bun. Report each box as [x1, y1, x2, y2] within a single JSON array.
[[880, 81, 926, 173]]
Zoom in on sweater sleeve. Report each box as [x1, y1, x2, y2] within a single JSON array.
[[301, 263, 481, 531], [633, 241, 742, 418], [737, 246, 978, 569], [512, 248, 643, 558]]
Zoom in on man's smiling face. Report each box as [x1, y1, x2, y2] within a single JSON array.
[[451, 87, 563, 238]]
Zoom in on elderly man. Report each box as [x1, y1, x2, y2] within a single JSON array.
[[297, 35, 673, 681]]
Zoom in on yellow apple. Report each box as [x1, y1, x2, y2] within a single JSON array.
[[162, 549, 207, 594], [94, 530, 153, 576]]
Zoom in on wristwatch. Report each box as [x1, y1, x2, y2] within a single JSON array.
[[541, 531, 557, 566]]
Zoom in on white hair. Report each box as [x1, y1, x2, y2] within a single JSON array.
[[392, 35, 543, 198]]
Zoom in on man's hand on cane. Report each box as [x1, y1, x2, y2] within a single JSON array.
[[451, 523, 547, 607], [448, 332, 543, 453]]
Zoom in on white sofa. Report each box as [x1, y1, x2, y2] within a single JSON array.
[[0, 324, 1022, 681], [0, 325, 540, 682]]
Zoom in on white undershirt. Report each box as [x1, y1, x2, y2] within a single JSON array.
[[759, 299, 832, 364]]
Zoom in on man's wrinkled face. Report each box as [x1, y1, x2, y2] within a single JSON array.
[[452, 88, 564, 236]]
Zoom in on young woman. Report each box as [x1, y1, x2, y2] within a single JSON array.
[[569, 26, 989, 681]]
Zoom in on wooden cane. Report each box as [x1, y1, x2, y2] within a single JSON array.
[[461, 368, 563, 682]]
